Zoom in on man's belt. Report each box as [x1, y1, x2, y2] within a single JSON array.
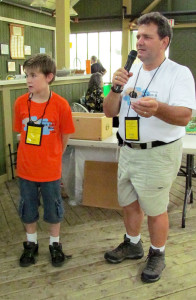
[[124, 139, 178, 150]]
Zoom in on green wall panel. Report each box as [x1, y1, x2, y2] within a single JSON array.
[[0, 3, 55, 27], [74, 0, 122, 18], [169, 28, 196, 80], [0, 91, 6, 175], [51, 82, 88, 103], [0, 20, 54, 80], [71, 0, 122, 33], [10, 88, 28, 151], [0, 2, 55, 80]]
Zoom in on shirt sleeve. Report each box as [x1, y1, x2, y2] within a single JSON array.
[[59, 100, 75, 134], [13, 98, 22, 133], [169, 67, 196, 109]]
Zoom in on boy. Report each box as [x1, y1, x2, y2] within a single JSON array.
[[13, 54, 75, 267]]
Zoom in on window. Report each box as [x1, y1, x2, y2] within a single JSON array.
[[76, 33, 87, 70], [111, 31, 122, 83], [99, 32, 110, 82], [88, 33, 98, 60], [70, 31, 122, 83], [70, 34, 76, 70]]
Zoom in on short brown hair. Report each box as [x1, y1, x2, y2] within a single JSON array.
[[137, 12, 173, 48], [23, 54, 56, 84]]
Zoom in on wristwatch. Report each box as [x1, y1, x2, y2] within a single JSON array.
[[111, 85, 123, 93]]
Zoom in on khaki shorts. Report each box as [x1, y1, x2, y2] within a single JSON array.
[[118, 139, 182, 216]]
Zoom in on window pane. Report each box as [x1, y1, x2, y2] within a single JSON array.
[[111, 31, 122, 82], [76, 33, 87, 70], [70, 34, 76, 70], [99, 32, 110, 83], [88, 33, 98, 60]]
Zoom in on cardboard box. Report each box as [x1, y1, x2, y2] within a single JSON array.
[[82, 161, 121, 210], [71, 112, 113, 141]]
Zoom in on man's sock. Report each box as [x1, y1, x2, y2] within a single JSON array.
[[49, 236, 60, 246], [26, 232, 37, 244], [151, 244, 165, 252], [126, 233, 141, 244]]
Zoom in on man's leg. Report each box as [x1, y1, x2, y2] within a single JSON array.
[[141, 212, 168, 283], [104, 200, 144, 263], [148, 211, 169, 247], [123, 200, 144, 236]]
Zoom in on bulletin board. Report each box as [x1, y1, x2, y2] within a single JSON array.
[[9, 24, 25, 59]]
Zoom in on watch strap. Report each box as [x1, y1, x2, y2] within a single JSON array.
[[111, 85, 123, 93]]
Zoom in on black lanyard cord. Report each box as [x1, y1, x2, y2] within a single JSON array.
[[127, 58, 166, 117], [27, 91, 51, 124]]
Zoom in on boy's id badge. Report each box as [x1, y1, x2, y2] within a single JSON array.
[[25, 122, 43, 146], [125, 117, 140, 141]]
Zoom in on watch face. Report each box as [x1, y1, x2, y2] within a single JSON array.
[[111, 86, 122, 93]]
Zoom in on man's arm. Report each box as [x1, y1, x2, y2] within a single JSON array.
[[155, 102, 192, 126], [103, 67, 131, 117], [62, 134, 70, 153], [103, 90, 121, 117], [131, 97, 192, 126]]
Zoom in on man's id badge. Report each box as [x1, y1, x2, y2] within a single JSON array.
[[25, 122, 43, 146], [125, 117, 140, 141]]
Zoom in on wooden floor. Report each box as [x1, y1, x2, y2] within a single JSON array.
[[0, 157, 196, 299]]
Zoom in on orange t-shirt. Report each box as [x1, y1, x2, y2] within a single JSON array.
[[14, 92, 75, 182]]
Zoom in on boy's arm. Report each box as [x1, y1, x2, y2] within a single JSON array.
[[62, 134, 71, 153]]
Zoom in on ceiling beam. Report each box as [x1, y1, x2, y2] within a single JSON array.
[[129, 0, 163, 29], [174, 23, 196, 28]]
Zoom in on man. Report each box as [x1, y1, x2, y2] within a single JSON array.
[[91, 55, 106, 75], [103, 12, 196, 283]]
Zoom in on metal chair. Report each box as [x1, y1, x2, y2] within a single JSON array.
[[8, 144, 17, 179], [70, 102, 89, 113]]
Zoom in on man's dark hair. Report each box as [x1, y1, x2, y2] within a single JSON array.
[[137, 12, 173, 48], [23, 54, 56, 84]]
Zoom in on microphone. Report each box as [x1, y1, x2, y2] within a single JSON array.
[[113, 50, 137, 93]]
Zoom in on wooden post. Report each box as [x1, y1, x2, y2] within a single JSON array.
[[56, 0, 70, 69], [121, 0, 132, 67]]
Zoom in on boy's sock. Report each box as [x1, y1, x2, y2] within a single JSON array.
[[151, 244, 165, 252], [26, 232, 37, 244], [126, 233, 141, 244], [50, 236, 60, 246]]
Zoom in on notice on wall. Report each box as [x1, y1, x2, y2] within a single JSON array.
[[9, 24, 24, 59]]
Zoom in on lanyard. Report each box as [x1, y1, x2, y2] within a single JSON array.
[[27, 91, 51, 124], [127, 58, 166, 116]]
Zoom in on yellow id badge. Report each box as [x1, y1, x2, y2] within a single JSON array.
[[125, 117, 140, 141], [25, 122, 43, 146]]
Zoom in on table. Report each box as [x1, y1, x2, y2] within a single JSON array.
[[66, 129, 119, 205], [67, 130, 196, 227], [178, 135, 196, 228]]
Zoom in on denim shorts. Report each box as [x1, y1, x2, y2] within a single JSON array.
[[18, 178, 64, 224]]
